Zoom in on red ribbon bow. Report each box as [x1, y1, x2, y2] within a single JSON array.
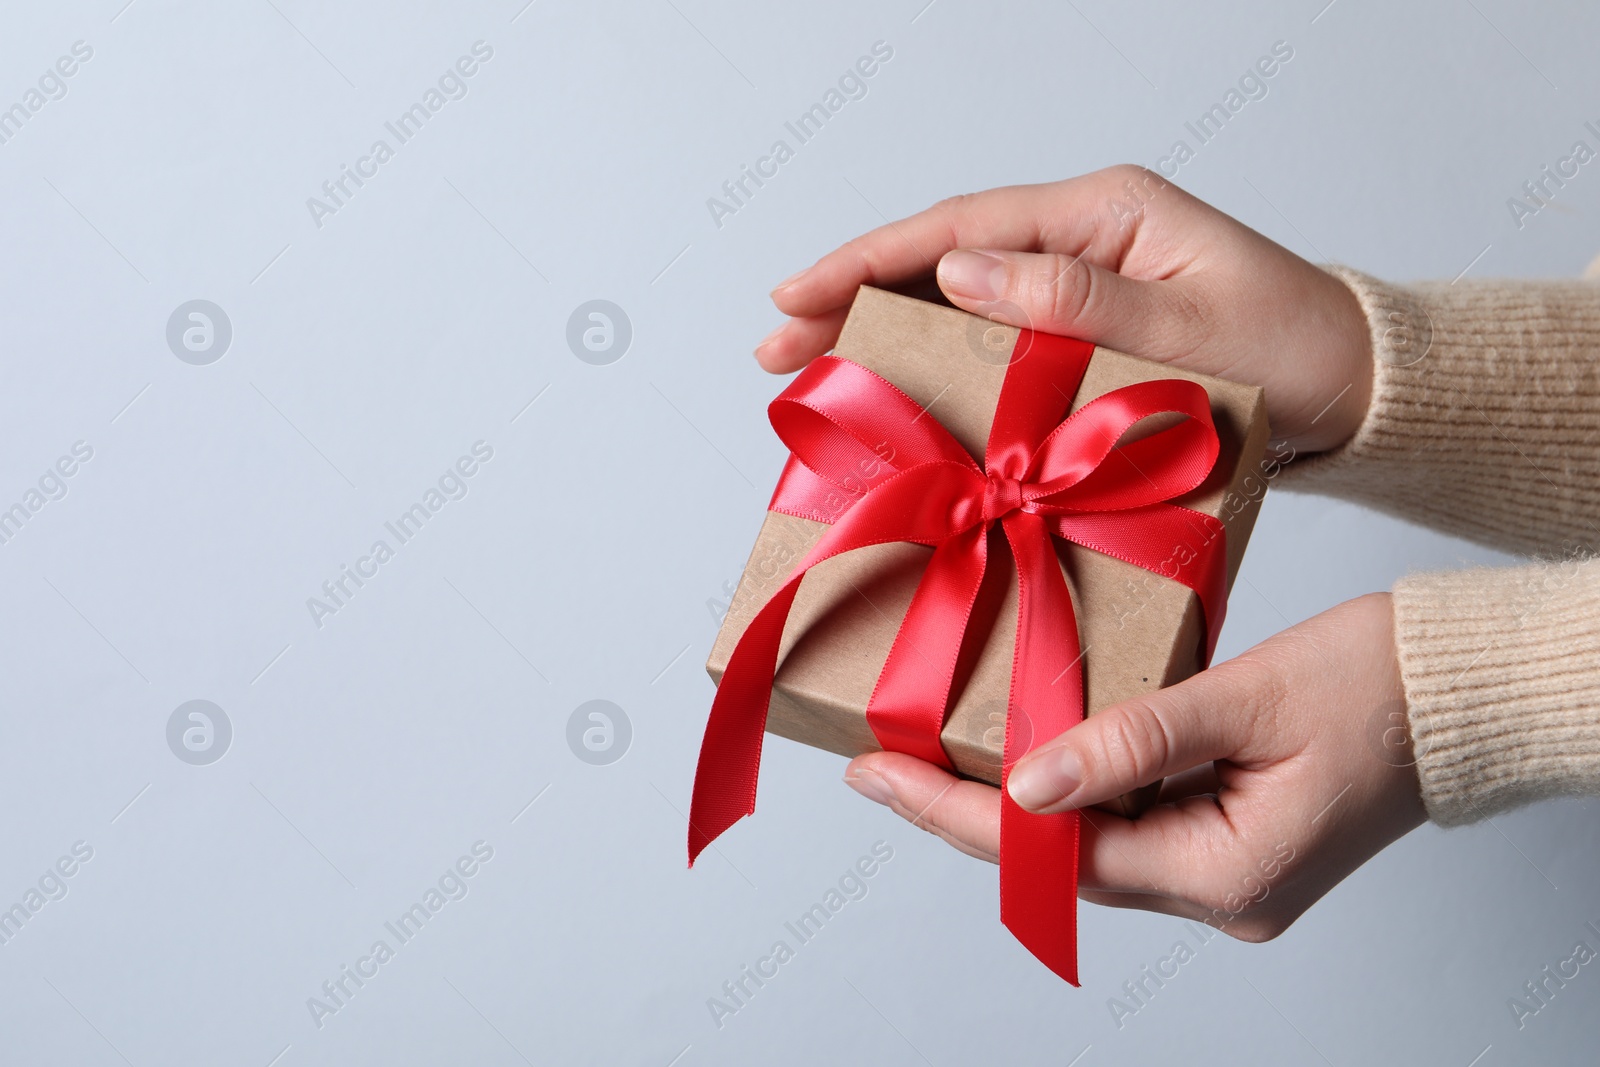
[[689, 329, 1229, 984]]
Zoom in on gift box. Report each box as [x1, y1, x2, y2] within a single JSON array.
[[706, 287, 1269, 798], [691, 285, 1271, 983]]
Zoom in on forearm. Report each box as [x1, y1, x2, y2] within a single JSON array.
[[1278, 267, 1600, 556]]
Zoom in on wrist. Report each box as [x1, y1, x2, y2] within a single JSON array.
[[1303, 265, 1387, 453], [1327, 268, 1377, 449]]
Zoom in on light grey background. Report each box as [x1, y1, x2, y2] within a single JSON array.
[[1, 1, 1597, 1064]]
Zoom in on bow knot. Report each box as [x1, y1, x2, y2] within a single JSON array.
[[982, 471, 1025, 523]]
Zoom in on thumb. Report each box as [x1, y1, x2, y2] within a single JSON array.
[[936, 248, 1182, 356], [1005, 669, 1250, 815]]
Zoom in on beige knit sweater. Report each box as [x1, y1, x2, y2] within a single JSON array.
[[1280, 258, 1600, 826]]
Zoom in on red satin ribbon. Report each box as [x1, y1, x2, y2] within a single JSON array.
[[689, 330, 1229, 984]]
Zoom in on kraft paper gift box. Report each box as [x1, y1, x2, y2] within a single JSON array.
[[707, 286, 1272, 815]]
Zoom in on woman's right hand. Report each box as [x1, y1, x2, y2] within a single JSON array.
[[760, 165, 1374, 453]]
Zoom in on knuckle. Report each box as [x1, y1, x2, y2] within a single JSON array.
[[897, 798, 949, 841], [1214, 654, 1290, 737], [926, 192, 996, 261], [1098, 164, 1170, 205], [1160, 283, 1217, 352], [1187, 843, 1295, 943], [1090, 701, 1175, 789], [897, 788, 998, 862], [1128, 163, 1181, 198], [1041, 255, 1093, 327], [1220, 915, 1287, 944], [1103, 162, 1155, 186], [930, 192, 978, 237], [837, 233, 878, 280], [902, 783, 956, 835]]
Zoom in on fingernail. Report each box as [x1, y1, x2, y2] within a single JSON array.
[[937, 250, 1006, 301], [754, 322, 787, 360], [1007, 747, 1082, 811], [845, 768, 894, 806], [771, 268, 808, 296]]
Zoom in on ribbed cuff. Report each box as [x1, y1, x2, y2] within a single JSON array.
[[1275, 267, 1600, 555], [1271, 266, 1450, 495], [1394, 560, 1600, 826]]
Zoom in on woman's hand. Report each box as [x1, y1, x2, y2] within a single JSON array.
[[843, 594, 1427, 941], [760, 165, 1373, 453]]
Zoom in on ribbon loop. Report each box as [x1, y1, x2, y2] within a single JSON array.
[[1025, 379, 1219, 509], [770, 358, 979, 491]]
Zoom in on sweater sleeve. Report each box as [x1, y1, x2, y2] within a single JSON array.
[[1393, 560, 1600, 824], [1280, 263, 1600, 824], [1275, 266, 1600, 556]]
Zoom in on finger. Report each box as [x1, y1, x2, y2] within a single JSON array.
[[1080, 888, 1200, 917], [771, 184, 1056, 321], [1086, 800, 1307, 943], [1078, 886, 1236, 930], [1079, 797, 1240, 902], [771, 168, 1166, 320], [844, 751, 1233, 902], [753, 308, 850, 373], [1076, 804, 1208, 898], [842, 753, 1153, 884], [934, 248, 1199, 358], [842, 753, 1150, 885], [845, 752, 999, 863], [757, 278, 954, 372], [847, 751, 1262, 932], [1007, 661, 1267, 815]]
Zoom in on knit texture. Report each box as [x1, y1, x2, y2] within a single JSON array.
[[1393, 561, 1600, 824], [1280, 268, 1600, 556], [1280, 266, 1600, 825]]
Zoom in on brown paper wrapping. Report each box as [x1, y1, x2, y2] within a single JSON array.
[[708, 287, 1271, 814]]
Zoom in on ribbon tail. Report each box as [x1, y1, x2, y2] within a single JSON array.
[[688, 576, 799, 864], [1000, 512, 1084, 985], [689, 463, 984, 866], [863, 526, 988, 769]]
